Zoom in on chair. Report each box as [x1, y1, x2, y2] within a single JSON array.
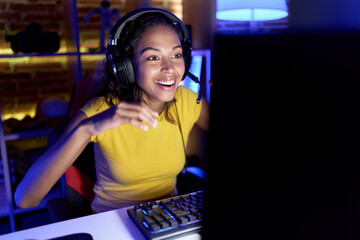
[[46, 78, 97, 221], [46, 79, 205, 222]]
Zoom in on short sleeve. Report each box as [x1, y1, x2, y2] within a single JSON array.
[[80, 97, 109, 118], [80, 97, 110, 143]]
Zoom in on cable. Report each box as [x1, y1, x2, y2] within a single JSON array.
[[174, 101, 189, 192]]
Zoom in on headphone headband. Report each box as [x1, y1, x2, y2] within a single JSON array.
[[109, 8, 190, 43]]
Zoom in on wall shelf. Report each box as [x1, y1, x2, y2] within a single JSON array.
[[0, 107, 62, 232], [0, 0, 81, 233], [0, 52, 79, 59], [4, 129, 53, 142]]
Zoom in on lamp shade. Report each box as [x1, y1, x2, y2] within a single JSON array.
[[217, 0, 288, 21]]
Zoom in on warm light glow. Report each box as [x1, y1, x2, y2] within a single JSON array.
[[0, 55, 71, 121], [1, 104, 37, 122], [0, 43, 69, 55], [0, 48, 13, 55]]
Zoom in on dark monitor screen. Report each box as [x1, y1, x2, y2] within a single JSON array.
[[204, 32, 360, 239]]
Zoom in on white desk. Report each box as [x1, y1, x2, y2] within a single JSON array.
[[0, 207, 201, 240]]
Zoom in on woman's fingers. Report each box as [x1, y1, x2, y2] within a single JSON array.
[[86, 101, 160, 135], [126, 117, 149, 131], [116, 102, 159, 130]]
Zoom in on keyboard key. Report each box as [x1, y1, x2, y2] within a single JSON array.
[[145, 208, 154, 215], [161, 212, 172, 220], [181, 196, 191, 202], [178, 216, 188, 224], [182, 202, 189, 207], [173, 209, 190, 218], [153, 214, 164, 222], [142, 216, 155, 226], [187, 214, 197, 222], [195, 212, 203, 219], [159, 221, 170, 229], [181, 206, 189, 211], [127, 191, 203, 240], [161, 198, 171, 203], [168, 219, 179, 227], [172, 198, 183, 205], [150, 223, 161, 232], [133, 205, 142, 214]]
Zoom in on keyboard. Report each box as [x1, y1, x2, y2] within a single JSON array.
[[127, 190, 204, 240]]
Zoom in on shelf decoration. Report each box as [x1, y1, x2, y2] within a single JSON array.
[[83, 0, 121, 53], [5, 22, 60, 54]]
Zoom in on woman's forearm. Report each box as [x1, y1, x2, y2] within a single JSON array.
[[14, 100, 160, 208], [14, 119, 91, 208]]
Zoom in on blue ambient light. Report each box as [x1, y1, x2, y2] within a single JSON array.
[[217, 8, 288, 21], [217, 0, 288, 21]]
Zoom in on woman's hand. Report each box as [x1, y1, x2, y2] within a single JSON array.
[[84, 102, 159, 135]]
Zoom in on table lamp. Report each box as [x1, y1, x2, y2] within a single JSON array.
[[217, 0, 288, 21]]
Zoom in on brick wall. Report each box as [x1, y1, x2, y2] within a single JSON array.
[[0, 56, 72, 120], [0, 0, 71, 120], [0, 0, 183, 121]]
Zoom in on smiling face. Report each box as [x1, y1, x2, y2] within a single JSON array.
[[133, 25, 185, 111]]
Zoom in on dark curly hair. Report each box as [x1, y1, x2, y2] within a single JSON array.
[[94, 12, 185, 124]]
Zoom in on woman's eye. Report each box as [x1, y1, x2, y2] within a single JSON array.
[[147, 56, 159, 61], [173, 54, 182, 59]]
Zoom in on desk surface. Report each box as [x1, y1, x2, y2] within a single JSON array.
[[0, 207, 201, 240]]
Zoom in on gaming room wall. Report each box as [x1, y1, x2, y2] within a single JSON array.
[[0, 0, 212, 234]]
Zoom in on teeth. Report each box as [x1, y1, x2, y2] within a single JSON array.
[[155, 80, 175, 86]]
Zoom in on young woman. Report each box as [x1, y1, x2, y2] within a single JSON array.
[[14, 9, 209, 213]]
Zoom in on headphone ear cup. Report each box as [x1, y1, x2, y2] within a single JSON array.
[[118, 55, 136, 87], [106, 50, 136, 87]]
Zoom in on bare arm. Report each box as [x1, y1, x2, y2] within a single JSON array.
[[14, 112, 90, 208], [14, 102, 159, 208], [195, 98, 210, 132]]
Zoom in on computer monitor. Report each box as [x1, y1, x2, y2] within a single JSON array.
[[203, 31, 360, 239], [181, 50, 211, 103]]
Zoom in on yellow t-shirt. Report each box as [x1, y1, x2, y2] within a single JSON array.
[[80, 86, 202, 212]]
